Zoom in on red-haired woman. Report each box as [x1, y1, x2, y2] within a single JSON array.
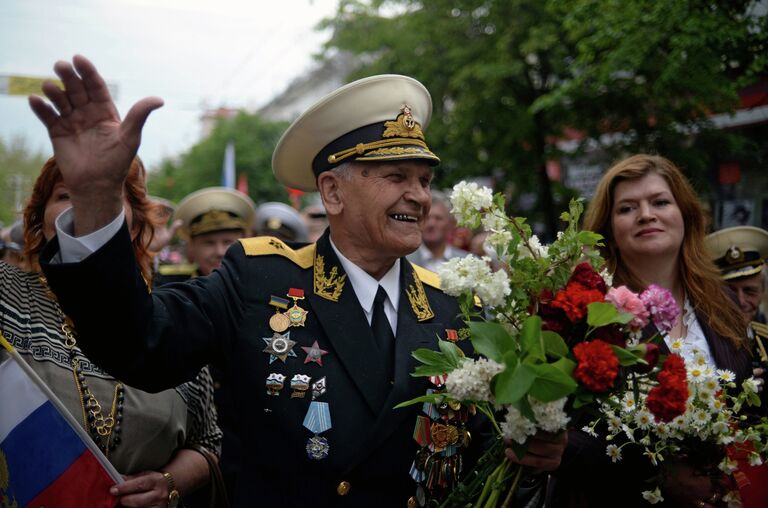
[[551, 154, 755, 508], [0, 156, 222, 507]]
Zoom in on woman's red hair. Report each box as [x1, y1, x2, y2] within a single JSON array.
[[24, 157, 160, 282]]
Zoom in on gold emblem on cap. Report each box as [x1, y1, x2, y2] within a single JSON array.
[[726, 245, 744, 264], [383, 104, 424, 139], [314, 255, 346, 302]]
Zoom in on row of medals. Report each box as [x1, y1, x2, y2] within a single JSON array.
[[263, 290, 332, 461]]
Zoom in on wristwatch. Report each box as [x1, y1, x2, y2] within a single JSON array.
[[161, 471, 180, 508]]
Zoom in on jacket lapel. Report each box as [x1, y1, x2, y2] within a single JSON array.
[[304, 231, 390, 414], [343, 261, 444, 473]]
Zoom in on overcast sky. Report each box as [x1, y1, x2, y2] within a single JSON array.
[[0, 0, 339, 170]]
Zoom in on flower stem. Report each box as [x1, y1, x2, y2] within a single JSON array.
[[500, 465, 524, 508]]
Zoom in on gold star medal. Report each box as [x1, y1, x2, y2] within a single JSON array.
[[268, 295, 291, 332], [262, 332, 297, 364], [286, 288, 309, 327]]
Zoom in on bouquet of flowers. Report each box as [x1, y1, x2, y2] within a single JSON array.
[[399, 182, 742, 507], [584, 338, 768, 506]]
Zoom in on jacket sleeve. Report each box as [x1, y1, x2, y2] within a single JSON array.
[[40, 220, 248, 392]]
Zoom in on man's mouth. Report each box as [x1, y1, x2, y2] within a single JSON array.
[[390, 213, 419, 223]]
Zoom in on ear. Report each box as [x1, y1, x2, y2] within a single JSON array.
[[317, 172, 344, 216]]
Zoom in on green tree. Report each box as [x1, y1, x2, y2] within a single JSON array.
[[320, 0, 767, 236], [148, 112, 290, 205], [0, 135, 48, 226]]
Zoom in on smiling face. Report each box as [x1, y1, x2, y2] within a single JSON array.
[[726, 272, 765, 322], [322, 160, 433, 277], [610, 172, 685, 266]]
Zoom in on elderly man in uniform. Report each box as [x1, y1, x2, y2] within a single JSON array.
[[706, 226, 768, 375], [30, 56, 565, 507]]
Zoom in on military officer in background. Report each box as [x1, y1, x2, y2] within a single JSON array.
[[706, 226, 768, 384], [155, 187, 256, 285], [31, 56, 565, 507], [253, 201, 309, 243]]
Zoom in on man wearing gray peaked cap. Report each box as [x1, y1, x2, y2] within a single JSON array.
[[31, 55, 565, 508], [254, 201, 309, 242]]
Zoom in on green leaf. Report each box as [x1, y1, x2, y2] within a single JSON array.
[[551, 356, 577, 376], [412, 348, 449, 366], [610, 345, 643, 367], [520, 316, 545, 362], [468, 321, 515, 363], [412, 365, 452, 377], [542, 331, 569, 358], [529, 363, 578, 402], [572, 392, 595, 409], [576, 230, 603, 246], [393, 393, 444, 409], [495, 364, 536, 404], [438, 339, 463, 369], [586, 302, 633, 328]]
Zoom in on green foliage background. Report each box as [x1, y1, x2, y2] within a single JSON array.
[[147, 112, 290, 205]]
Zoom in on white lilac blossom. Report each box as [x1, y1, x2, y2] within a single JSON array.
[[449, 181, 493, 227], [500, 405, 537, 444], [445, 358, 505, 402], [530, 397, 570, 433], [439, 255, 511, 308]]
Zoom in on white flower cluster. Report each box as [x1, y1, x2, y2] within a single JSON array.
[[449, 181, 493, 227], [500, 397, 570, 444], [438, 255, 511, 308], [481, 209, 513, 253], [588, 346, 767, 506], [445, 357, 505, 402]]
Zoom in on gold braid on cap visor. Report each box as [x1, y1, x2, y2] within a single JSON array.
[[327, 137, 432, 164], [189, 209, 248, 237]]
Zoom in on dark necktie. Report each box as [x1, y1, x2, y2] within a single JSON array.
[[371, 285, 395, 379]]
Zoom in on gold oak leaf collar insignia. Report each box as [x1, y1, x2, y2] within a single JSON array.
[[314, 254, 346, 302], [406, 272, 435, 322]]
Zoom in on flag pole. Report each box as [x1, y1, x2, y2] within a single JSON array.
[[0, 333, 123, 483]]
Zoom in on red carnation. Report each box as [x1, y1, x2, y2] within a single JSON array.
[[551, 282, 605, 322], [573, 339, 620, 392], [570, 262, 607, 294], [646, 354, 688, 422]]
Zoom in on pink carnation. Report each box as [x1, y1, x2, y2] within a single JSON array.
[[639, 284, 679, 333], [605, 286, 649, 330]]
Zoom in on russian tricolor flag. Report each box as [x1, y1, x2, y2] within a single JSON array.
[[0, 334, 121, 507]]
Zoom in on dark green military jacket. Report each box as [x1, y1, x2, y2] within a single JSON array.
[[42, 225, 467, 507]]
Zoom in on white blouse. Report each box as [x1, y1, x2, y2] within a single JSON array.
[[663, 298, 716, 369]]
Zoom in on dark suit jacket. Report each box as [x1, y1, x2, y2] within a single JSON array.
[[548, 308, 753, 508], [41, 226, 467, 507]]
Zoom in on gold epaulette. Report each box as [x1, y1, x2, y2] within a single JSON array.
[[410, 262, 483, 307], [411, 263, 441, 290], [157, 263, 198, 276], [752, 321, 768, 339], [239, 236, 314, 269]]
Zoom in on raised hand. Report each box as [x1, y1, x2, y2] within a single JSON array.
[[28, 55, 163, 235]]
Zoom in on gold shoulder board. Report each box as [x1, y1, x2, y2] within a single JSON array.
[[410, 263, 441, 290], [158, 263, 197, 276], [752, 321, 768, 338], [239, 236, 314, 269]]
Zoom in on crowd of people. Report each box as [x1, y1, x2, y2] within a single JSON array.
[[0, 54, 767, 508]]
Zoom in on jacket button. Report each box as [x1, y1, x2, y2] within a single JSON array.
[[337, 481, 351, 496]]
